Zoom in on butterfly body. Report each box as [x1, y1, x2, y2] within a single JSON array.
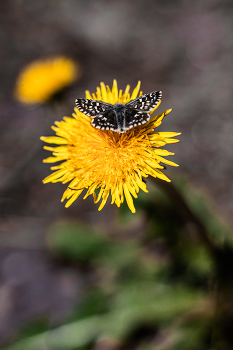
[[75, 91, 162, 133]]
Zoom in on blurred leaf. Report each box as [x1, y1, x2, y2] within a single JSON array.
[[185, 245, 213, 279], [5, 316, 101, 350], [47, 221, 108, 261], [14, 317, 49, 343], [175, 177, 233, 245], [96, 241, 140, 271], [5, 286, 210, 350], [70, 287, 107, 321], [103, 283, 207, 339]]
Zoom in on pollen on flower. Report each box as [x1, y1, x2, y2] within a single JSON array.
[[14, 56, 79, 105], [41, 80, 180, 213]]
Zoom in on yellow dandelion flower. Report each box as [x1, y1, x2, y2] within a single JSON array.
[[41, 80, 180, 213], [15, 56, 79, 105]]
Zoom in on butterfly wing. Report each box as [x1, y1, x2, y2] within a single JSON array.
[[75, 99, 113, 117], [91, 109, 118, 131], [124, 109, 150, 131], [125, 91, 162, 113], [76, 91, 162, 133]]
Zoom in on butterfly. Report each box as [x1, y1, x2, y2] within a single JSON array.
[[75, 91, 162, 133]]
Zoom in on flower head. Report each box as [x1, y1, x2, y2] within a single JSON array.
[[41, 80, 180, 213], [15, 56, 79, 105]]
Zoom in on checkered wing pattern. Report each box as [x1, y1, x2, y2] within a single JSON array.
[[75, 99, 113, 117], [75, 90, 162, 133], [125, 91, 162, 112], [124, 109, 151, 130], [91, 109, 117, 130]]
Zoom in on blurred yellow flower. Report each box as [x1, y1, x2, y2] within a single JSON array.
[[15, 56, 78, 105], [41, 80, 180, 213]]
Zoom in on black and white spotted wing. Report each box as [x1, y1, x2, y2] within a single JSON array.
[[91, 109, 118, 131], [75, 98, 113, 117], [123, 91, 162, 131], [125, 91, 162, 112], [75, 91, 162, 133]]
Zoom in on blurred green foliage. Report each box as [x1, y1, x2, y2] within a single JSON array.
[[47, 221, 107, 262], [5, 177, 233, 350]]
